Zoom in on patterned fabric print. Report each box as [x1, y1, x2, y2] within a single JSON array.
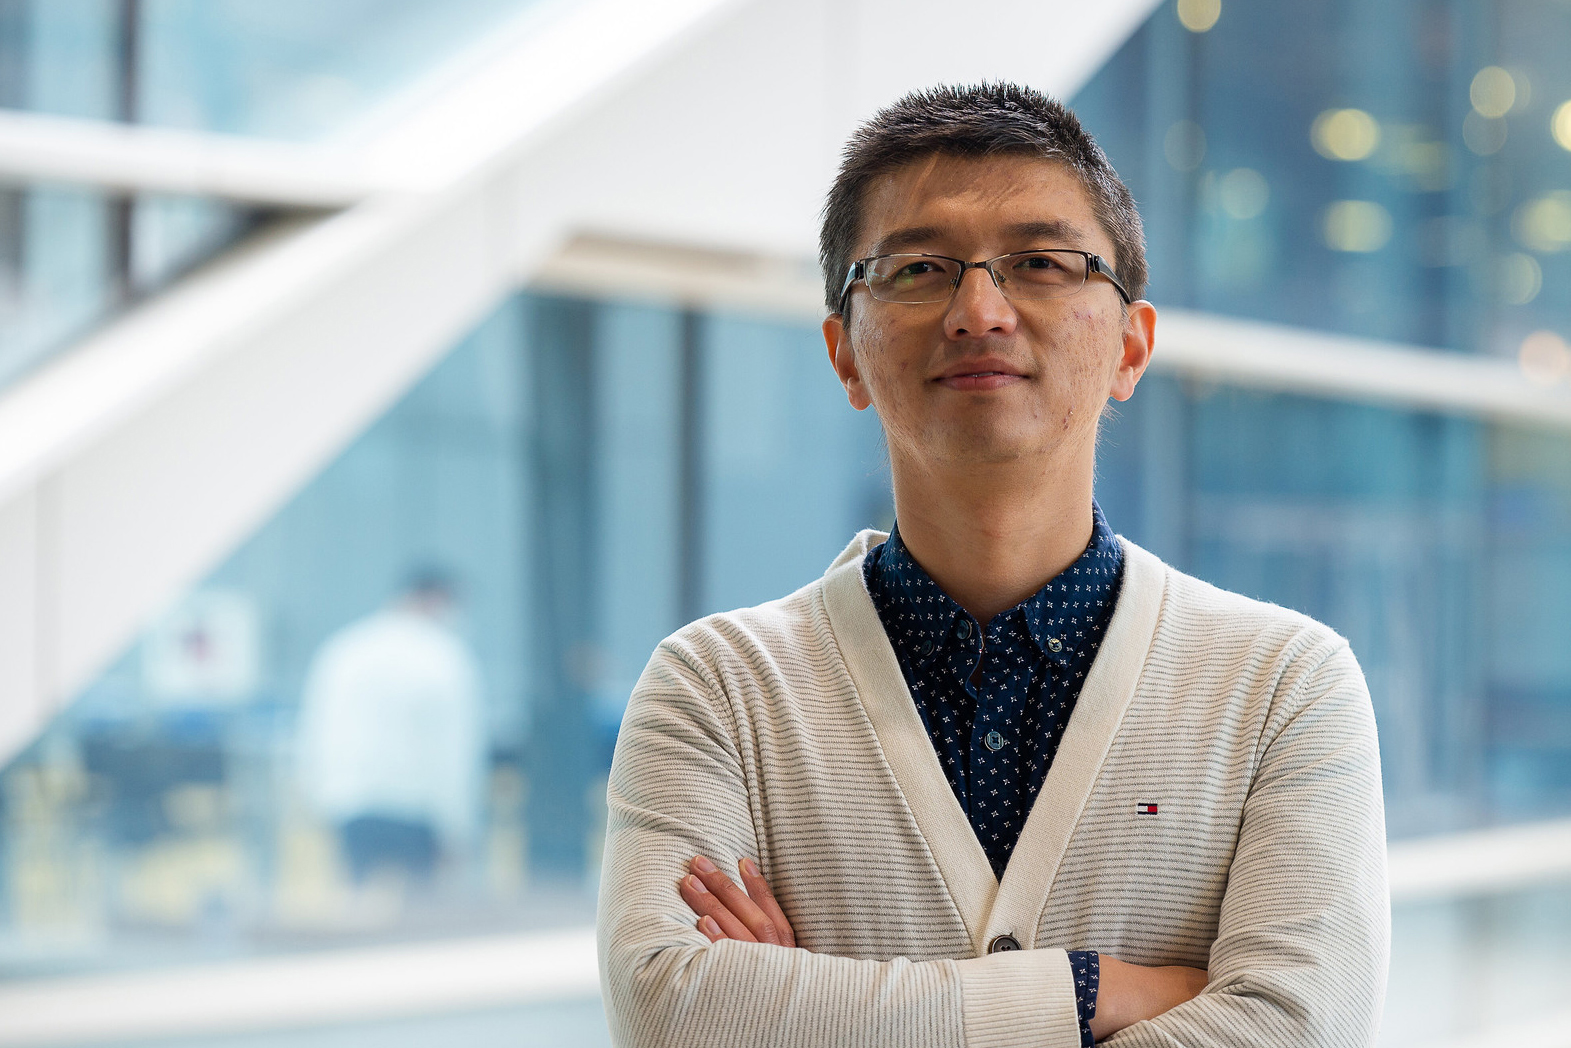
[[864, 501, 1124, 1048]]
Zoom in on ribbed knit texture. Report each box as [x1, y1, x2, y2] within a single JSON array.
[[598, 533, 1389, 1047]]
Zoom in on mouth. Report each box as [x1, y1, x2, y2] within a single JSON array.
[[934, 358, 1029, 390]]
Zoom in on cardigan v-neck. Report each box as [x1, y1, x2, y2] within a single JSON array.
[[823, 530, 1166, 955]]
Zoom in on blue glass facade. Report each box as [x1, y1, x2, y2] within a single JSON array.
[[1073, 0, 1571, 355], [0, 293, 890, 965], [0, 0, 1567, 1042], [1072, 0, 1571, 836]]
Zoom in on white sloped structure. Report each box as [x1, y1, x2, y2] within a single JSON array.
[[0, 0, 1166, 764]]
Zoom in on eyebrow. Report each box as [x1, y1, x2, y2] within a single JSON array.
[[1001, 219, 1088, 247], [870, 226, 945, 255], [869, 219, 1091, 258]]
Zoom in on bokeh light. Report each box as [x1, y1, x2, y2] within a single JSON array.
[[1519, 330, 1571, 385], [1164, 120, 1207, 171], [1497, 252, 1542, 305], [1463, 110, 1508, 155], [1512, 192, 1571, 254], [1176, 0, 1221, 33], [1219, 168, 1270, 219], [1311, 108, 1380, 161], [1322, 200, 1393, 252], [1469, 66, 1517, 118], [1553, 99, 1571, 152]]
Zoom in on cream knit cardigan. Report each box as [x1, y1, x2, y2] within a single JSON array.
[[598, 533, 1388, 1047]]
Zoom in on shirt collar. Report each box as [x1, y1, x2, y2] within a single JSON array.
[[866, 522, 963, 673], [1018, 501, 1123, 666], [867, 500, 1123, 670]]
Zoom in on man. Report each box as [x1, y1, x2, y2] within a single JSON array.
[[598, 84, 1387, 1047], [296, 569, 484, 892]]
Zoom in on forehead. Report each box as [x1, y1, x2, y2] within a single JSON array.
[[855, 154, 1110, 258]]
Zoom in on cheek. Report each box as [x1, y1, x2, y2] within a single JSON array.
[[852, 314, 917, 388]]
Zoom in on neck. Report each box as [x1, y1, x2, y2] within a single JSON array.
[[889, 446, 1096, 623]]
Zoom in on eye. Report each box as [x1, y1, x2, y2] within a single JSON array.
[[1014, 253, 1064, 271], [895, 260, 944, 278]]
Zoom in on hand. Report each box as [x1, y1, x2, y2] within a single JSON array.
[[1089, 956, 1208, 1040], [678, 854, 797, 948]]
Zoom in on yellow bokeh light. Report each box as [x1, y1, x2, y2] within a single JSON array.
[[1177, 0, 1221, 33], [1469, 66, 1516, 118], [1311, 109, 1380, 161], [1519, 331, 1571, 387], [1512, 192, 1571, 254], [1323, 200, 1392, 252], [1553, 100, 1571, 152]]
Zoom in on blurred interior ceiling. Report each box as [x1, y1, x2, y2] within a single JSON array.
[[0, 0, 1166, 764]]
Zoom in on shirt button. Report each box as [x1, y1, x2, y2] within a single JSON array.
[[1047, 636, 1063, 653], [985, 730, 1005, 751], [988, 934, 1021, 953], [957, 618, 973, 640], [917, 638, 934, 656]]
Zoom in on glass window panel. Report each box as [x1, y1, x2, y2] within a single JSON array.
[[1, 0, 555, 140], [1072, 0, 1571, 359], [701, 312, 891, 616], [0, 185, 263, 389]]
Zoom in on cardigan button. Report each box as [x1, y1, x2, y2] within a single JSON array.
[[988, 934, 1021, 953]]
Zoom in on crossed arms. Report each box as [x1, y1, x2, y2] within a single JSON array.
[[597, 636, 1389, 1048], [677, 853, 1209, 1041]]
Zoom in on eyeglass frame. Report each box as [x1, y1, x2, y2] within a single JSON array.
[[836, 248, 1133, 314]]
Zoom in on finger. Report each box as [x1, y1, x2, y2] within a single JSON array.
[[697, 915, 724, 942], [678, 873, 758, 942], [738, 858, 795, 949], [690, 855, 782, 945]]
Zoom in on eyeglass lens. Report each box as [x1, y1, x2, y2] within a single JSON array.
[[865, 251, 1090, 304]]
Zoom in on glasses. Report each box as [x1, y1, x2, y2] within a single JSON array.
[[838, 249, 1132, 313]]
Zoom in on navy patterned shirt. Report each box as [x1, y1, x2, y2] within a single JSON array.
[[863, 501, 1124, 1047]]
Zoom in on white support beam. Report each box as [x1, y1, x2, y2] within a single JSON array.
[[1156, 310, 1571, 431], [533, 236, 1571, 432], [1387, 817, 1571, 903], [0, 108, 373, 208]]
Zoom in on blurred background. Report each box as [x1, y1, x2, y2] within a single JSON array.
[[0, 0, 1567, 1045]]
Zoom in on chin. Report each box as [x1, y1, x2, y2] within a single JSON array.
[[935, 428, 1048, 468]]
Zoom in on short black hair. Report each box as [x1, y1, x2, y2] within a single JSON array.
[[819, 83, 1147, 314]]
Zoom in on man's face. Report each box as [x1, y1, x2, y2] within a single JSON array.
[[824, 154, 1154, 475]]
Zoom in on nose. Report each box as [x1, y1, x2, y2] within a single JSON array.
[[944, 264, 1017, 340]]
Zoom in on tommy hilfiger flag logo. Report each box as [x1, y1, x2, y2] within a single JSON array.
[[1136, 802, 1159, 815]]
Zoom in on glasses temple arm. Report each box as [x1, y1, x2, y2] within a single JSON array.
[[1089, 254, 1133, 304]]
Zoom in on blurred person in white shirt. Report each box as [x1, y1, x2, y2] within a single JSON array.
[[295, 569, 485, 892]]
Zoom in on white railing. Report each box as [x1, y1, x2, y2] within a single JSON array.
[[0, 927, 599, 1046], [0, 819, 1567, 1046]]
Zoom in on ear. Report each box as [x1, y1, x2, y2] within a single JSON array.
[[1109, 300, 1156, 403], [824, 314, 873, 411]]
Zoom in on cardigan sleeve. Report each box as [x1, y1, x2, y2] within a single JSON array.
[[1107, 640, 1390, 1048], [596, 640, 1085, 1048]]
